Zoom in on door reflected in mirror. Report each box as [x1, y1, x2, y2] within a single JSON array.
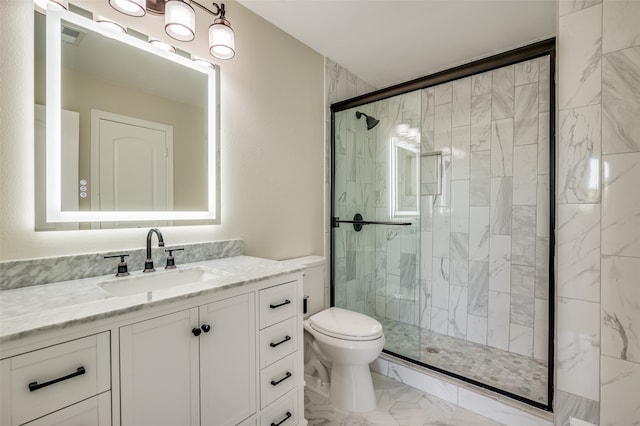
[[34, 9, 218, 229]]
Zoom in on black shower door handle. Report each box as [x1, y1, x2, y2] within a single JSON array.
[[332, 214, 412, 232]]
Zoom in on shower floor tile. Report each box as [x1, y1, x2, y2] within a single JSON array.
[[304, 372, 505, 425], [376, 317, 548, 405]]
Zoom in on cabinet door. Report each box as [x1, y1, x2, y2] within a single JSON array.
[[119, 308, 199, 426], [200, 293, 256, 426], [23, 392, 111, 426]]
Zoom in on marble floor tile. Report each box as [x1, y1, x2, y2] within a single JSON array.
[[376, 317, 549, 405], [304, 372, 505, 425]]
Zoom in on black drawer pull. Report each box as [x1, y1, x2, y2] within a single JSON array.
[[28, 366, 86, 392], [270, 371, 292, 386], [269, 299, 291, 309], [270, 335, 291, 348], [271, 411, 292, 426]]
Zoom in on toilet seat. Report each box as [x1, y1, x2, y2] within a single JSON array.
[[309, 307, 383, 341]]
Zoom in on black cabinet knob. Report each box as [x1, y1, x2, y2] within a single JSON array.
[[192, 327, 202, 336], [201, 324, 211, 333]]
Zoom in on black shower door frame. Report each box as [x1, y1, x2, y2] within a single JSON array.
[[329, 38, 556, 412]]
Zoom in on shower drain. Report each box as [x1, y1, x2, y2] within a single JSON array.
[[426, 347, 440, 354]]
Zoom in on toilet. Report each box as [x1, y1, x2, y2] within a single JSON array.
[[281, 256, 385, 412]]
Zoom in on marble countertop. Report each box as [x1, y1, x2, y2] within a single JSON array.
[[0, 256, 303, 344]]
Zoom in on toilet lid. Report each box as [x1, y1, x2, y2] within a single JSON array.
[[309, 307, 383, 341]]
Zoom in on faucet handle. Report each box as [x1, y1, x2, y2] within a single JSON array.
[[165, 248, 185, 269], [104, 254, 130, 277]]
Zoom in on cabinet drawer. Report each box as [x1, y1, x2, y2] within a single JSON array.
[[260, 353, 297, 409], [1, 332, 110, 426], [260, 391, 299, 426], [259, 318, 297, 368], [259, 281, 296, 329], [23, 392, 111, 426]]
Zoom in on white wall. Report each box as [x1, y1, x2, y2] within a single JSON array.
[[0, 0, 325, 261]]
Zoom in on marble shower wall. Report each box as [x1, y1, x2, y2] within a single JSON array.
[[332, 90, 421, 320], [418, 57, 552, 362], [556, 1, 640, 425], [327, 58, 380, 315], [332, 105, 379, 315], [372, 92, 422, 325]]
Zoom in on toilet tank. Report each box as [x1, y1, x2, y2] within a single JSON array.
[[280, 256, 326, 317]]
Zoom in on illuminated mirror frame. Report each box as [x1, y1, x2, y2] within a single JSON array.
[[45, 8, 218, 223]]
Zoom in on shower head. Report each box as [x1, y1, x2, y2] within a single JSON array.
[[355, 111, 380, 130]]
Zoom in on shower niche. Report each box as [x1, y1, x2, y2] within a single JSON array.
[[331, 40, 555, 410]]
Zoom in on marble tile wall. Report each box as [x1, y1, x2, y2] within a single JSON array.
[[0, 238, 244, 290], [331, 69, 422, 323], [419, 56, 552, 362], [327, 58, 380, 316], [557, 0, 640, 424], [373, 91, 422, 325]]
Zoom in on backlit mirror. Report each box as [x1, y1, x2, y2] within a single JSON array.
[[390, 136, 420, 217], [35, 8, 218, 229]]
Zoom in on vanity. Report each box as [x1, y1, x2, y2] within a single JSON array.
[[0, 255, 307, 426]]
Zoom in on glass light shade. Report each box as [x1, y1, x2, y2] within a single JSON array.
[[165, 0, 195, 42], [149, 39, 176, 53], [109, 0, 145, 17], [96, 16, 127, 34], [208, 18, 235, 59], [34, 0, 68, 11]]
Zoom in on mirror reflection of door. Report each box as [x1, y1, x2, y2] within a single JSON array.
[[34, 104, 79, 231], [91, 110, 173, 227]]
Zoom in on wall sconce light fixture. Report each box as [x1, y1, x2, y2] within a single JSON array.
[[108, 0, 235, 59]]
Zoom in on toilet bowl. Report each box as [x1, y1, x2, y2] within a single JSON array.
[[303, 307, 385, 412], [280, 256, 386, 412]]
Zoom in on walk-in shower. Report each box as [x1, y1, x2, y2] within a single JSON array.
[[330, 40, 555, 410]]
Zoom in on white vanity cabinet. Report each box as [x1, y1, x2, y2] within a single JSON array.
[[0, 268, 306, 426], [116, 273, 305, 426], [119, 292, 256, 426]]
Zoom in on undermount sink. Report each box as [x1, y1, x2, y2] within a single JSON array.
[[98, 267, 225, 297]]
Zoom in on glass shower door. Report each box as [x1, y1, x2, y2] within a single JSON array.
[[331, 91, 422, 361], [331, 50, 554, 409]]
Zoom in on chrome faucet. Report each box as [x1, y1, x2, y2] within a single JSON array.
[[143, 228, 165, 272]]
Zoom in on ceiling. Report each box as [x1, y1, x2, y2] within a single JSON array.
[[237, 0, 556, 89]]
